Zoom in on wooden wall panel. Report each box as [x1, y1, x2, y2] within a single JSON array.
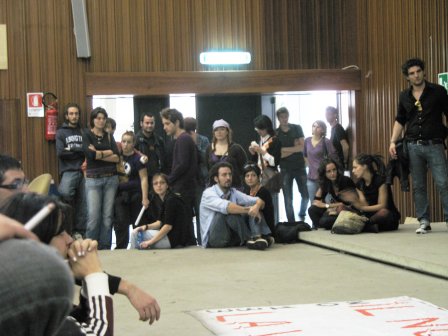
[[263, 0, 359, 69], [355, 0, 448, 221], [0, 0, 446, 219], [0, 100, 22, 158], [85, 70, 361, 95]]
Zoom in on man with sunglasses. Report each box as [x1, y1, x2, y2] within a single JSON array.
[[0, 154, 28, 202], [389, 58, 448, 234]]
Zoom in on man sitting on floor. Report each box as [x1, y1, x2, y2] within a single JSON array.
[[199, 162, 273, 250]]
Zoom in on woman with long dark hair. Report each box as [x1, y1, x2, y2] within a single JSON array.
[[351, 153, 401, 232], [308, 158, 356, 229]]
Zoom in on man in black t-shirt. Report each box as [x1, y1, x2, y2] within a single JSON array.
[[135, 112, 167, 184], [160, 108, 198, 245], [389, 58, 448, 234], [326, 106, 349, 170], [276, 107, 309, 222]]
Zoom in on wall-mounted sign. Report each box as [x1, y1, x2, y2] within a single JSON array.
[[438, 72, 448, 92], [27, 92, 44, 117]]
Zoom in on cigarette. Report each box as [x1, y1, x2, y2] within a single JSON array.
[[134, 206, 146, 227], [24, 203, 56, 231]]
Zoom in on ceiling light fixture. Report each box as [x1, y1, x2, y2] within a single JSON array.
[[199, 51, 251, 65]]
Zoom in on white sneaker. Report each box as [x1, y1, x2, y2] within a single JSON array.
[[416, 220, 430, 234]]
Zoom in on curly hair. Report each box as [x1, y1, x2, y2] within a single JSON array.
[[401, 58, 425, 76], [208, 161, 233, 186]]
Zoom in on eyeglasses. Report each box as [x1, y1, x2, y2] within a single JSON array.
[[0, 179, 29, 190]]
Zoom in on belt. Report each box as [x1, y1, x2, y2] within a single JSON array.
[[86, 173, 115, 178], [408, 139, 443, 146]]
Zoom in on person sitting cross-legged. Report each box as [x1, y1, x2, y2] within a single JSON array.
[[200, 162, 272, 251], [308, 158, 356, 230], [130, 173, 190, 250]]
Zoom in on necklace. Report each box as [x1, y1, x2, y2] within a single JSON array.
[[250, 184, 261, 196], [91, 129, 104, 144]]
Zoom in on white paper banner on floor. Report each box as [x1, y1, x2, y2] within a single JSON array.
[[190, 296, 448, 336]]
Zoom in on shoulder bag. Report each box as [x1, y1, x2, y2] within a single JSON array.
[[258, 137, 282, 193], [331, 210, 368, 234]]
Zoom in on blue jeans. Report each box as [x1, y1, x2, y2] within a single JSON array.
[[281, 168, 309, 221], [207, 213, 271, 248], [307, 179, 319, 203], [407, 143, 448, 222], [58, 171, 87, 235], [85, 175, 119, 249], [130, 230, 171, 249]]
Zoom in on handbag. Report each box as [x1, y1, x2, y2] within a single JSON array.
[[258, 137, 282, 193], [322, 138, 329, 159], [331, 210, 368, 234], [261, 166, 282, 193], [276, 221, 311, 243]]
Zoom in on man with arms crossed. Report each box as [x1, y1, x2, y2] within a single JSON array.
[[276, 107, 309, 222], [389, 58, 448, 234], [326, 106, 349, 170]]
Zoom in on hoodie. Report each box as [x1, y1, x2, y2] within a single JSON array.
[[56, 122, 85, 175]]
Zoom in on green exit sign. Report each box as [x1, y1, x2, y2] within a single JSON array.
[[438, 72, 448, 91]]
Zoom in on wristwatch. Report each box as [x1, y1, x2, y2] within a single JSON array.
[[325, 204, 329, 209]]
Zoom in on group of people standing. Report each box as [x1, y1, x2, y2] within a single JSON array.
[[56, 106, 198, 250], [53, 57, 448, 253]]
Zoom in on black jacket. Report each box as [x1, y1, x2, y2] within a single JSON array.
[[386, 140, 410, 192], [134, 130, 166, 177]]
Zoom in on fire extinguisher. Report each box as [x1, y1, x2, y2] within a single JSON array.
[[43, 92, 58, 141]]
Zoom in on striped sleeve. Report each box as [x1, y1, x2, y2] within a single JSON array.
[[69, 272, 114, 336]]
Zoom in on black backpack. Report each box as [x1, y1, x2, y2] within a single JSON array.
[[275, 221, 311, 243]]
